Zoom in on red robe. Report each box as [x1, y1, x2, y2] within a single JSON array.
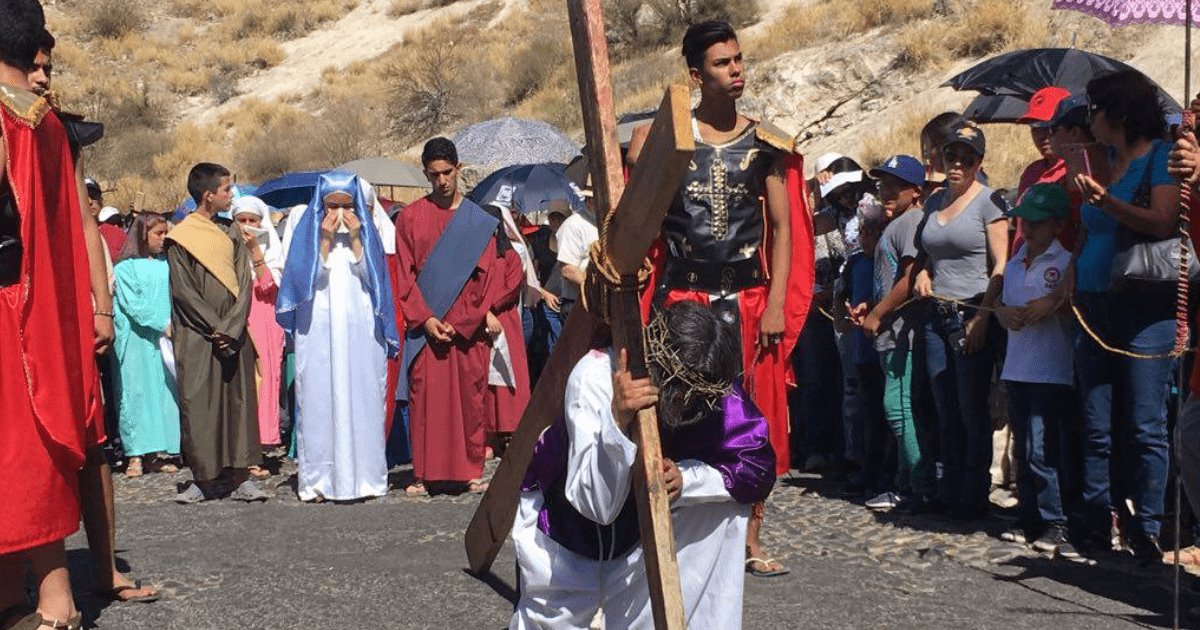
[[395, 197, 500, 482], [645, 152, 814, 476], [0, 87, 101, 553], [385, 251, 401, 438], [484, 248, 529, 434]]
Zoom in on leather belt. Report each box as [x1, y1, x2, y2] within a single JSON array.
[[663, 257, 765, 295]]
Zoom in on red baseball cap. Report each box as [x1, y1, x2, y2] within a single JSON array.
[[1017, 87, 1071, 124]]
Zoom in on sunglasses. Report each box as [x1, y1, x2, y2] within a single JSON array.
[[942, 150, 979, 167]]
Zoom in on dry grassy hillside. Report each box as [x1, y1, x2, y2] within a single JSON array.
[[41, 0, 1177, 209]]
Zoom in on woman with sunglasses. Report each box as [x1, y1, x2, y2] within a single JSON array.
[[1072, 70, 1180, 560], [913, 120, 1009, 522]]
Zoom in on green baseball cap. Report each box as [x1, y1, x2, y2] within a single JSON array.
[[1009, 183, 1068, 222]]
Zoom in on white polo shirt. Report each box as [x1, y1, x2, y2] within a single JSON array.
[[555, 213, 599, 302], [1000, 240, 1073, 385]]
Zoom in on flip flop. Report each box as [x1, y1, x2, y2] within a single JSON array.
[[745, 557, 790, 578], [94, 579, 161, 604], [404, 482, 428, 497], [467, 479, 489, 494]]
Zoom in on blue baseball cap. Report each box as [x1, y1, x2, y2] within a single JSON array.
[[868, 155, 925, 188], [1034, 93, 1088, 129]]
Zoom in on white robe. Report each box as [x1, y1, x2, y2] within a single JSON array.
[[510, 349, 751, 630], [294, 236, 389, 501]]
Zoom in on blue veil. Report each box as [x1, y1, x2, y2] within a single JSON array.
[[275, 171, 400, 358]]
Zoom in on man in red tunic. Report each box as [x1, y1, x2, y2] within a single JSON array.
[[395, 138, 504, 495], [0, 3, 103, 627], [627, 21, 814, 578]]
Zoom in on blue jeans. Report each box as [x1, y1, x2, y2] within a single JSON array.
[[522, 301, 564, 386], [923, 301, 999, 514], [1006, 381, 1070, 527], [1074, 291, 1175, 538], [790, 305, 843, 467]]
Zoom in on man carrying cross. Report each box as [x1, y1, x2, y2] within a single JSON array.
[[510, 301, 775, 629], [627, 20, 813, 578]]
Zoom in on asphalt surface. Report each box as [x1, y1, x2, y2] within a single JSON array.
[[63, 464, 1188, 629]]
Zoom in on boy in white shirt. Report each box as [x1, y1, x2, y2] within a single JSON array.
[[994, 183, 1078, 558]]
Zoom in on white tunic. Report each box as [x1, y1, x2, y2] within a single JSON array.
[[510, 349, 751, 630], [294, 236, 389, 501]]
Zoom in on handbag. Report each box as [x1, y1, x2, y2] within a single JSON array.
[[1109, 142, 1200, 290]]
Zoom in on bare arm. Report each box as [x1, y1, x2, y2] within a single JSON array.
[[759, 157, 792, 346], [561, 262, 586, 288], [74, 157, 114, 354], [625, 124, 650, 169], [980, 219, 1009, 310], [862, 257, 917, 337]]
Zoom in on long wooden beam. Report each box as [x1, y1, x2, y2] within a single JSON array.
[[566, 0, 625, 218]]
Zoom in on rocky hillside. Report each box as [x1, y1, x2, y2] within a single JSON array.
[[41, 0, 1178, 208]]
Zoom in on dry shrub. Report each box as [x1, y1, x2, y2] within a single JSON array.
[[944, 0, 1048, 58], [83, 0, 147, 40], [605, 0, 759, 59], [752, 0, 931, 60], [894, 21, 946, 70], [836, 0, 934, 34], [979, 123, 1039, 194], [856, 106, 938, 171], [228, 97, 382, 182]]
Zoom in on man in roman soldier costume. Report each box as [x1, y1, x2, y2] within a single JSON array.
[[628, 20, 814, 579]]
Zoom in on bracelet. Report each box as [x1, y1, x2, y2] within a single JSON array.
[[94, 310, 114, 318]]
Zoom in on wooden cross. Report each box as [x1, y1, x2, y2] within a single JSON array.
[[464, 1, 694, 627]]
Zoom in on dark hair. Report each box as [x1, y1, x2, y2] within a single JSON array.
[[651, 301, 740, 431], [920, 112, 968, 150], [37, 28, 54, 53], [484, 205, 511, 257], [1087, 70, 1166, 144], [0, 0, 45, 71], [824, 156, 862, 175], [186, 162, 231, 205], [682, 20, 737, 70], [116, 213, 168, 263], [421, 137, 458, 167]]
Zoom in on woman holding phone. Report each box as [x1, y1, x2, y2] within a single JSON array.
[[1070, 70, 1181, 560]]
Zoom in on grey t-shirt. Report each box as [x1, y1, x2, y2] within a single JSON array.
[[873, 207, 924, 352], [919, 186, 1007, 300]]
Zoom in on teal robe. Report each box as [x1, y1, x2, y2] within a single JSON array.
[[112, 257, 180, 456]]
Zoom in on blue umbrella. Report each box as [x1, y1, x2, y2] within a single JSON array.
[[174, 183, 260, 217], [469, 163, 585, 214], [255, 170, 326, 209]]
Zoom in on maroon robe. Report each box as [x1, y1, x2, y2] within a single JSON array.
[[395, 197, 500, 483], [484, 248, 528, 435]]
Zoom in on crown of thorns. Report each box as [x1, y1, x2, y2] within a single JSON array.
[[644, 312, 735, 411]]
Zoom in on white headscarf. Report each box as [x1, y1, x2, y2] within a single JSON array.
[[232, 195, 285, 285], [495, 204, 543, 305]]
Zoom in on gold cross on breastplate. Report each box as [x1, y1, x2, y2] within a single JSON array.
[[685, 157, 748, 241]]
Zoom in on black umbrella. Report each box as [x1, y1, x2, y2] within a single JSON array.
[[945, 47, 1180, 113], [963, 93, 1037, 124], [468, 163, 585, 214]]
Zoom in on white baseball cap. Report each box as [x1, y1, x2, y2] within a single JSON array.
[[97, 206, 120, 223]]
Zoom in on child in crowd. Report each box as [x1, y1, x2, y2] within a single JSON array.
[[994, 184, 1077, 558], [860, 156, 936, 513], [111, 213, 181, 477], [839, 198, 892, 499]]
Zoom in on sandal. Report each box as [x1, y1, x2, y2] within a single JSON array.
[[94, 579, 161, 604], [38, 613, 81, 630], [0, 606, 41, 630], [1164, 545, 1200, 566], [125, 457, 143, 478], [404, 482, 427, 497], [467, 479, 489, 494], [745, 557, 789, 578], [247, 465, 270, 479]]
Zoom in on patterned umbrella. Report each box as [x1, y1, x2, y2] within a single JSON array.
[[468, 163, 586, 214], [1053, 0, 1200, 98], [453, 117, 581, 178]]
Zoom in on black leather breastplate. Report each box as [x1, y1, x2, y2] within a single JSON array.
[[661, 123, 776, 293]]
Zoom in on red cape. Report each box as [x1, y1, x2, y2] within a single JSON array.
[[641, 152, 814, 476], [0, 93, 100, 470]]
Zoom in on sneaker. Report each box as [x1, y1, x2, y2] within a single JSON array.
[[865, 491, 901, 510], [1033, 525, 1080, 558], [230, 480, 269, 502], [1128, 533, 1164, 565], [174, 483, 207, 504], [894, 494, 941, 515], [803, 455, 827, 472], [1000, 527, 1028, 544]]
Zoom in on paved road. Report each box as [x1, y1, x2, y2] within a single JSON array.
[[67, 464, 1186, 629]]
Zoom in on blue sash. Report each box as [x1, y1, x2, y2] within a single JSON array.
[[395, 198, 499, 401]]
